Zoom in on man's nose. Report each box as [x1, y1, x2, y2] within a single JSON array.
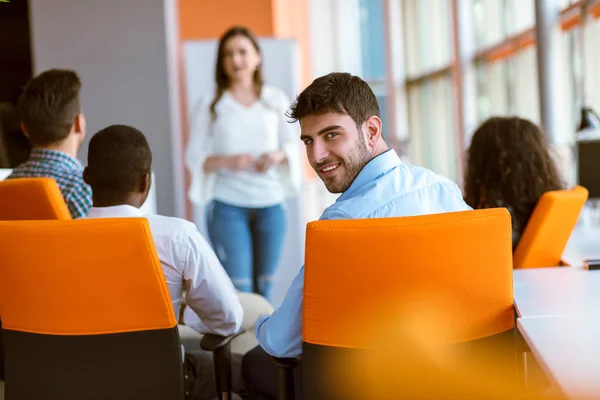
[[309, 141, 330, 167]]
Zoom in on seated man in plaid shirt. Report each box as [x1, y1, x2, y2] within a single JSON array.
[[8, 69, 92, 218]]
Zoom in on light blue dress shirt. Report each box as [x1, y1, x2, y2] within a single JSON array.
[[255, 149, 471, 357]]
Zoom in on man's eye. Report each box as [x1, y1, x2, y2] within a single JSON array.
[[303, 139, 313, 146], [326, 132, 338, 139]]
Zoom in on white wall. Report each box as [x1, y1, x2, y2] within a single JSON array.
[[28, 0, 184, 217]]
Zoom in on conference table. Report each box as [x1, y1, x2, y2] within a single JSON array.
[[513, 268, 600, 318], [513, 218, 600, 399], [517, 316, 600, 399]]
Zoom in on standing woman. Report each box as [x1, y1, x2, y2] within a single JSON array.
[[185, 26, 301, 300]]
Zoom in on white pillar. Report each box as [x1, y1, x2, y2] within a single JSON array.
[[534, 0, 563, 144], [383, 0, 409, 151]]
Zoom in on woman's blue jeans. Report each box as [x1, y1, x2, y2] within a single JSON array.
[[207, 200, 286, 300]]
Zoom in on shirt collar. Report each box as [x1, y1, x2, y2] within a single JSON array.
[[337, 149, 401, 202], [29, 148, 83, 171], [86, 205, 145, 219]]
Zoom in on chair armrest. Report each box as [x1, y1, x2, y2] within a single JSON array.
[[273, 356, 301, 400], [199, 330, 245, 398], [200, 330, 245, 352]]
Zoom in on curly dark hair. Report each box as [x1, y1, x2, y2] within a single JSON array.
[[464, 116, 564, 242]]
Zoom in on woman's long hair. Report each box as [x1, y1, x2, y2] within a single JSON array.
[[210, 26, 263, 120], [464, 116, 564, 234]]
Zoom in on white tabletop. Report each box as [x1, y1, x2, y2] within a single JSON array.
[[513, 215, 600, 318], [513, 268, 600, 318], [518, 315, 600, 399]]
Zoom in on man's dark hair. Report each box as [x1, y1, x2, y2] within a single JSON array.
[[17, 69, 82, 146], [87, 125, 152, 200], [287, 72, 380, 128]]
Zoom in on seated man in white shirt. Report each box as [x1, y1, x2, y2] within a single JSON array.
[[83, 124, 244, 399]]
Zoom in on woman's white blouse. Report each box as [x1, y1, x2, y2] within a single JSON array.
[[185, 85, 302, 208]]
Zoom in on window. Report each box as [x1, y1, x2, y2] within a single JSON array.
[[358, 0, 395, 144], [359, 0, 387, 81], [306, 0, 600, 197], [472, 0, 539, 126], [476, 59, 510, 121], [404, 0, 452, 76], [511, 45, 540, 124], [583, 16, 600, 116], [473, 0, 536, 49], [408, 76, 456, 179], [473, 0, 506, 49], [402, 0, 457, 180], [505, 0, 536, 36]]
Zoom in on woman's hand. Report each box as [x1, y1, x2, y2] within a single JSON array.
[[256, 150, 286, 173], [228, 154, 256, 171]]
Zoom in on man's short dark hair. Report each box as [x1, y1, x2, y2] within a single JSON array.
[[287, 72, 380, 127], [17, 69, 82, 146], [87, 125, 152, 198]]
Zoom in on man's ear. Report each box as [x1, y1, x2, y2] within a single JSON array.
[[74, 113, 86, 135], [82, 166, 90, 185], [20, 122, 30, 140], [140, 172, 151, 194], [364, 115, 383, 150]]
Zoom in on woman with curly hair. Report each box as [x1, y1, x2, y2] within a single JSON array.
[[464, 116, 564, 249]]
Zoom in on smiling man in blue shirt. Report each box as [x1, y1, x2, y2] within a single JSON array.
[[241, 72, 470, 399]]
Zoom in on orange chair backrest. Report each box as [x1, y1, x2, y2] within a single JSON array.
[[513, 185, 588, 269], [0, 218, 176, 335], [0, 177, 71, 220], [303, 208, 514, 350]]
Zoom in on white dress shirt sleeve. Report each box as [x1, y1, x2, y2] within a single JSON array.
[[182, 229, 243, 336], [184, 95, 216, 206]]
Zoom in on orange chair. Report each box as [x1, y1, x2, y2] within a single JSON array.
[[513, 185, 588, 269], [0, 178, 71, 383], [277, 208, 516, 399], [0, 177, 71, 220], [0, 219, 183, 399]]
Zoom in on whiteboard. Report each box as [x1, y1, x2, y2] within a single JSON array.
[[182, 38, 304, 306]]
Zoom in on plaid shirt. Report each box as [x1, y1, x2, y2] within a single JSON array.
[[8, 149, 92, 219]]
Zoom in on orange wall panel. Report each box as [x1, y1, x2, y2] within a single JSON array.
[[179, 0, 275, 40], [272, 0, 311, 88]]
